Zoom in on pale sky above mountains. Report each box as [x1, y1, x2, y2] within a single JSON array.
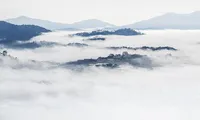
[[0, 0, 200, 25]]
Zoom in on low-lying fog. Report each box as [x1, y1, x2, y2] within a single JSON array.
[[1, 30, 200, 120]]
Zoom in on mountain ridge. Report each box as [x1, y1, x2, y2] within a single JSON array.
[[4, 11, 200, 30], [122, 11, 200, 29], [6, 16, 69, 30], [5, 16, 116, 30], [0, 21, 50, 43]]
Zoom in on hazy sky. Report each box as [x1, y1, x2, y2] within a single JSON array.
[[0, 0, 200, 25]]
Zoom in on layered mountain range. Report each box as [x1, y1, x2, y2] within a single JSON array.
[[4, 11, 200, 30]]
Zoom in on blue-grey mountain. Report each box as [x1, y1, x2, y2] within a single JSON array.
[[123, 11, 200, 29], [0, 21, 50, 44], [5, 16, 116, 30]]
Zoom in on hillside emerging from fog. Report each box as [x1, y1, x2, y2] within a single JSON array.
[[0, 21, 51, 43], [73, 28, 143, 37]]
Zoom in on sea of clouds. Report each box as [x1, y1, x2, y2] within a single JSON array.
[[0, 30, 200, 120]]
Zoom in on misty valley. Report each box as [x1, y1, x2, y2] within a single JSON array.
[[0, 24, 200, 120], [1, 0, 200, 118]]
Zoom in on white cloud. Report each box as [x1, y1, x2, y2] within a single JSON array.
[[1, 30, 200, 120]]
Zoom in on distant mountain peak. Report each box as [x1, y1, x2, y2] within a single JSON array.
[[5, 16, 70, 30], [18, 16, 29, 18], [190, 11, 200, 14], [71, 19, 116, 29], [122, 11, 200, 29], [12, 16, 33, 20]]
